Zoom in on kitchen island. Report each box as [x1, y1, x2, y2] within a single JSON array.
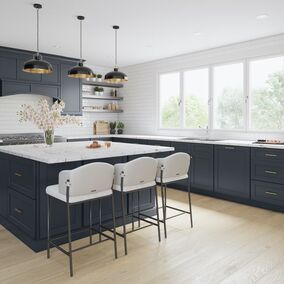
[[0, 141, 174, 251]]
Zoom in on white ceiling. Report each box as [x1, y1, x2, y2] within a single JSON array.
[[1, 0, 284, 68]]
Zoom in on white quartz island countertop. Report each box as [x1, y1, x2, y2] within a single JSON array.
[[0, 141, 174, 164]]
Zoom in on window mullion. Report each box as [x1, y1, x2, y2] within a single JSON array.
[[244, 59, 249, 131], [180, 71, 185, 128], [209, 66, 214, 130]]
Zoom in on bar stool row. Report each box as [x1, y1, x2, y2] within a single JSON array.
[[46, 152, 193, 277]]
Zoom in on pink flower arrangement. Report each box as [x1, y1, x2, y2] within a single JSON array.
[[18, 98, 82, 131]]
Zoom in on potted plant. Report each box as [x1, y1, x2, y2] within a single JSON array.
[[94, 86, 100, 96], [97, 74, 103, 82], [99, 87, 104, 96], [109, 121, 116, 134], [117, 121, 124, 134]]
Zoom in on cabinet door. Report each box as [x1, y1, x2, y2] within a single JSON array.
[[31, 84, 60, 99], [60, 63, 81, 115], [39, 162, 82, 239], [0, 156, 9, 217], [190, 144, 214, 192], [17, 56, 41, 82], [0, 55, 17, 80], [214, 145, 250, 199], [2, 80, 31, 96], [41, 58, 60, 84]]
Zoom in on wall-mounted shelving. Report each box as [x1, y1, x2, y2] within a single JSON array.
[[82, 94, 123, 101], [82, 109, 123, 113], [82, 80, 123, 88]]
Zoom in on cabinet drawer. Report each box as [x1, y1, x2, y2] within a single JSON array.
[[252, 164, 284, 184], [252, 148, 284, 163], [9, 189, 36, 238], [9, 157, 36, 198], [251, 181, 284, 208]]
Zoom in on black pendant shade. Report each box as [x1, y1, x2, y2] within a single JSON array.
[[105, 26, 128, 83], [105, 67, 128, 83], [68, 16, 94, 79], [23, 4, 53, 74]]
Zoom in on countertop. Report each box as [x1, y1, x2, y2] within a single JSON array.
[[0, 141, 174, 164], [66, 134, 284, 150]]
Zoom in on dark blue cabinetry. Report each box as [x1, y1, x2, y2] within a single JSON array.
[[0, 157, 9, 218], [214, 145, 250, 199], [0, 46, 81, 114]]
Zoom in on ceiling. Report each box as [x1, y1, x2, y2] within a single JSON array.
[[1, 0, 284, 68]]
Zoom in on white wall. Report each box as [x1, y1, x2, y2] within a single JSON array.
[[120, 34, 284, 140], [0, 65, 120, 136]]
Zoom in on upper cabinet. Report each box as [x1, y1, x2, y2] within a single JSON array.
[[0, 47, 81, 115]]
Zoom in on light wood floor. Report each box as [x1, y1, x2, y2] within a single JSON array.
[[1, 188, 284, 284]]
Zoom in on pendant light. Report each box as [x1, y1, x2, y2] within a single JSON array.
[[105, 26, 128, 83], [68, 16, 94, 79], [23, 4, 53, 74]]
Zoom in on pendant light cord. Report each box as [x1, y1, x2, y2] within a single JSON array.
[[36, 7, 40, 56], [115, 28, 118, 68], [80, 19, 83, 63]]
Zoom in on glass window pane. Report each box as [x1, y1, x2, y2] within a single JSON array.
[[250, 56, 284, 131], [160, 72, 180, 128], [213, 63, 245, 129], [184, 68, 209, 128]]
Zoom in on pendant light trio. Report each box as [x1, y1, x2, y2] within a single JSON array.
[[23, 3, 128, 83]]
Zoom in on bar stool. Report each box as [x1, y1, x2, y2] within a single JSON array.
[[46, 162, 117, 277], [156, 152, 193, 238], [112, 157, 160, 255]]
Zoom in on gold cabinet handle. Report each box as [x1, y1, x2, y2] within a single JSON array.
[[265, 170, 277, 175], [14, 172, 22, 177], [14, 208, 23, 214], [265, 153, 277, 157], [265, 191, 278, 196]]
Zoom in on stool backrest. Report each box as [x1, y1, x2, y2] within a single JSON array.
[[157, 152, 191, 180], [59, 162, 114, 197], [115, 157, 158, 188]]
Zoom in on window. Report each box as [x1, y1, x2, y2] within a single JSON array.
[[250, 56, 284, 131], [213, 62, 245, 129], [159, 72, 180, 128], [184, 68, 209, 128]]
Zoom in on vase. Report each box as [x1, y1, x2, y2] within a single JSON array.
[[44, 129, 55, 146]]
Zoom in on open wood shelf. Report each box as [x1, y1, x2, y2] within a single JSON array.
[[82, 109, 123, 113], [82, 94, 123, 101], [82, 80, 123, 88]]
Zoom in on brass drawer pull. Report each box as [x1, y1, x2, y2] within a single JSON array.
[[265, 170, 277, 175], [225, 146, 235, 150], [265, 191, 278, 196], [14, 208, 23, 214], [265, 153, 277, 157], [14, 172, 22, 177]]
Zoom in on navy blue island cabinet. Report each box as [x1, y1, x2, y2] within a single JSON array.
[[0, 152, 160, 252], [0, 46, 82, 115]]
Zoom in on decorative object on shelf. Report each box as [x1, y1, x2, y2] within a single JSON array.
[[94, 120, 110, 135], [111, 88, 118, 97], [68, 16, 95, 78], [117, 121, 125, 134], [18, 98, 81, 146], [86, 140, 101, 149], [105, 26, 128, 83], [99, 87, 104, 96], [109, 121, 116, 134], [23, 4, 53, 74], [97, 74, 103, 82], [94, 86, 100, 96]]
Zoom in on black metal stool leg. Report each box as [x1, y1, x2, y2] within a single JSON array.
[[138, 191, 141, 228], [89, 201, 93, 245], [111, 191, 118, 259], [160, 184, 167, 238], [67, 202, 73, 277], [99, 199, 102, 242], [120, 189, 127, 255], [154, 185, 161, 242], [131, 192, 134, 231], [187, 177, 193, 228], [47, 195, 51, 258]]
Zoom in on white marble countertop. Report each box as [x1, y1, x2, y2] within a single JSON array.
[[0, 141, 174, 164], [65, 134, 284, 149]]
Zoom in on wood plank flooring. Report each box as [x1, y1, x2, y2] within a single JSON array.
[[1, 188, 284, 284]]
